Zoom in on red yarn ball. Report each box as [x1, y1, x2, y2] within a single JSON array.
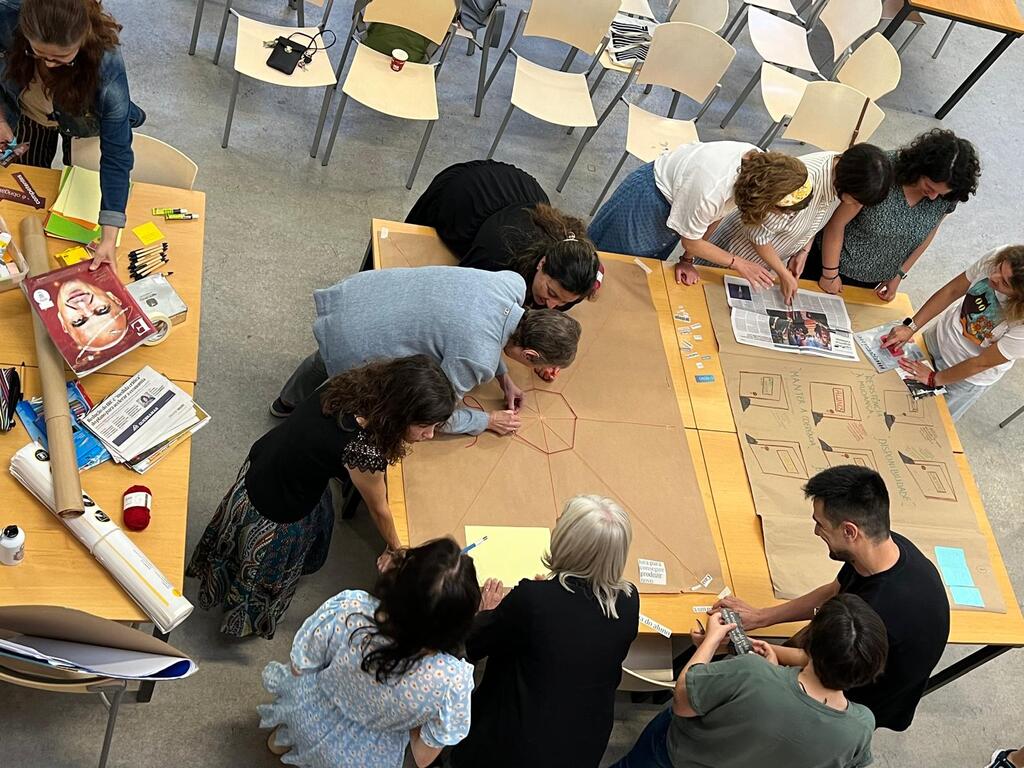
[[123, 506, 151, 531], [122, 485, 152, 532]]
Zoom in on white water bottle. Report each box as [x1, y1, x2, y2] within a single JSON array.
[[0, 525, 25, 566]]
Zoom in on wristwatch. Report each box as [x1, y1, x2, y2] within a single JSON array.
[[902, 317, 918, 331], [897, 268, 909, 280]]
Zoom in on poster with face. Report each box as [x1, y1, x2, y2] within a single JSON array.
[[23, 261, 155, 376]]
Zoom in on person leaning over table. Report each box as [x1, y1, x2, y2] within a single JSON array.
[[406, 160, 604, 312], [881, 244, 1024, 421], [270, 266, 582, 436], [714, 465, 950, 732], [0, 0, 144, 270], [610, 594, 886, 768], [708, 144, 893, 303], [587, 140, 811, 292], [444, 495, 640, 768], [802, 128, 981, 302], [187, 356, 457, 639], [258, 538, 480, 768]]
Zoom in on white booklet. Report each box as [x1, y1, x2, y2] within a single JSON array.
[[724, 276, 859, 362]]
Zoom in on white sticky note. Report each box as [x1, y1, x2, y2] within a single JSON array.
[[633, 257, 652, 274], [691, 323, 703, 330], [639, 613, 673, 638], [693, 334, 704, 341], [638, 558, 667, 585], [717, 586, 732, 600], [700, 573, 714, 587], [696, 362, 705, 369], [380, 226, 389, 239], [692, 605, 712, 613], [687, 352, 699, 359]]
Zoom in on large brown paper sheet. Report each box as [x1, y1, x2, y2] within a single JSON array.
[[381, 236, 724, 594], [705, 284, 1005, 613]]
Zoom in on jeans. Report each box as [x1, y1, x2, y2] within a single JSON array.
[[279, 350, 329, 407], [609, 707, 675, 768], [588, 163, 679, 262], [924, 327, 987, 421]]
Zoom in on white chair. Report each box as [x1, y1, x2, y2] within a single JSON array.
[[314, 0, 457, 189], [482, 0, 621, 160], [619, 634, 675, 693], [71, 134, 199, 190], [721, 0, 819, 43], [0, 658, 128, 768], [557, 22, 735, 198], [189, 0, 335, 64], [879, 0, 925, 54], [221, 13, 338, 149], [759, 79, 885, 151], [719, 0, 881, 129]]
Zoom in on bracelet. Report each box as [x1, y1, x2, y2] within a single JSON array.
[[728, 256, 736, 269], [821, 274, 839, 282], [820, 266, 840, 274], [927, 370, 936, 388], [897, 268, 909, 280]]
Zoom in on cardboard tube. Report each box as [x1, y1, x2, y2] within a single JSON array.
[[21, 215, 84, 519]]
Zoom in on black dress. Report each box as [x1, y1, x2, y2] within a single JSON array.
[[448, 577, 640, 768]]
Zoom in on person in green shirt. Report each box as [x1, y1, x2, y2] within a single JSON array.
[[610, 594, 887, 768]]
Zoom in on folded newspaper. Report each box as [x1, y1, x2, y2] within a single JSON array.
[[724, 276, 859, 362], [608, 11, 657, 66], [854, 323, 947, 399], [80, 366, 209, 473]]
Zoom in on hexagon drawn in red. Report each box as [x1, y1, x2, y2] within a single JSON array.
[[515, 389, 577, 455]]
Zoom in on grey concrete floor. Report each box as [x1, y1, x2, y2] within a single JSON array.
[[3, 1, 1024, 765]]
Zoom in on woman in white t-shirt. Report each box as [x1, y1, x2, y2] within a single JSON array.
[[587, 141, 811, 291], [881, 245, 1024, 420]]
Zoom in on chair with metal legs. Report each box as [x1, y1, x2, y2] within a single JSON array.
[[758, 80, 885, 151], [879, 0, 926, 55], [189, 0, 335, 63], [932, 20, 956, 58], [313, 0, 458, 189], [557, 21, 735, 198], [0, 658, 128, 768], [459, 1, 507, 117], [221, 12, 338, 150]]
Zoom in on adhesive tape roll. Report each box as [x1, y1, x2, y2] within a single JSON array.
[[143, 312, 173, 346]]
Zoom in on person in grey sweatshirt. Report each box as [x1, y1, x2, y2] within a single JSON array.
[[271, 266, 582, 435]]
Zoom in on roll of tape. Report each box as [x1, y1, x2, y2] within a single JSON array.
[[143, 311, 172, 346]]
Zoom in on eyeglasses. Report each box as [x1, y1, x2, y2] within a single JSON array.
[[25, 47, 77, 66]]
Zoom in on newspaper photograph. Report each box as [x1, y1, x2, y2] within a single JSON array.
[[724, 277, 859, 362]]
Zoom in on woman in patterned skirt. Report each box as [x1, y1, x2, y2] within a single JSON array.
[[187, 355, 457, 639], [259, 537, 480, 768]]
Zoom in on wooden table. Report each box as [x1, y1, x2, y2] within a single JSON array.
[[370, 218, 1024, 694], [883, 0, 1024, 118], [0, 168, 205, 701]]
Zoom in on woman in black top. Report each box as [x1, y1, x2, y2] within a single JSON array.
[[406, 160, 604, 312], [187, 355, 456, 639], [445, 494, 640, 768]]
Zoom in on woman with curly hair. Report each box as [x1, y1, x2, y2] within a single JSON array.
[[0, 0, 145, 270], [881, 245, 1024, 420], [187, 355, 457, 638], [709, 144, 892, 304], [406, 160, 603, 312], [803, 129, 981, 302], [259, 537, 480, 767], [587, 141, 811, 291]]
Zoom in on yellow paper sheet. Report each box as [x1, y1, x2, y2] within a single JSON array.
[[464, 525, 551, 586], [132, 221, 164, 246], [58, 167, 103, 226]]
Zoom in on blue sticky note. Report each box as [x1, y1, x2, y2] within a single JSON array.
[[695, 374, 716, 383], [934, 546, 975, 588], [950, 585, 985, 608]]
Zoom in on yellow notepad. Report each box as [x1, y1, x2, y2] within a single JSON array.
[[59, 166, 103, 226], [132, 221, 164, 246], [464, 525, 551, 586]]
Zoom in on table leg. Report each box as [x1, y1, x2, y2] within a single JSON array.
[[136, 626, 171, 703], [935, 32, 1019, 119], [881, 2, 911, 39], [923, 644, 1015, 696]]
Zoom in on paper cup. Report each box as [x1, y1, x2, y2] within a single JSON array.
[[390, 48, 409, 72]]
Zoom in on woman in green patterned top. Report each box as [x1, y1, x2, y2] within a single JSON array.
[[802, 129, 980, 302]]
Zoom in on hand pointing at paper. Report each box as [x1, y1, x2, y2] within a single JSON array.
[[89, 226, 120, 271]]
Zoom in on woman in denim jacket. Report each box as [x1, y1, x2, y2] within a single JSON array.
[[0, 0, 144, 269]]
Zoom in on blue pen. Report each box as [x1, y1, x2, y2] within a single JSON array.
[[462, 535, 489, 554]]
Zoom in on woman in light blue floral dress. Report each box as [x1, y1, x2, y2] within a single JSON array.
[[258, 537, 480, 768]]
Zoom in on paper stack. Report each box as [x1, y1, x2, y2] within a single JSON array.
[[81, 366, 209, 474], [43, 166, 123, 245]]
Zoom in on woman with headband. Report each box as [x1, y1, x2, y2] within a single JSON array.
[[406, 160, 603, 312], [708, 145, 893, 304], [802, 129, 981, 302], [587, 141, 811, 294]]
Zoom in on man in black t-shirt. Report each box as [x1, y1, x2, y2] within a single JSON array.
[[715, 465, 950, 731]]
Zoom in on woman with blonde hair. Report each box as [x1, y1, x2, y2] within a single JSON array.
[[445, 495, 640, 768], [587, 141, 810, 290], [881, 244, 1024, 420]]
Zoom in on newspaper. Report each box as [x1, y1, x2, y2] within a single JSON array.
[[853, 323, 947, 399], [608, 12, 657, 65], [81, 366, 207, 468], [724, 276, 859, 362]]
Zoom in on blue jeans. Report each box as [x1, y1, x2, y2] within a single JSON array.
[[924, 327, 987, 421], [609, 707, 675, 768], [588, 162, 679, 261]]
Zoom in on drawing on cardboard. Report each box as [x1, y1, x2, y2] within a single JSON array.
[[819, 439, 877, 471], [883, 390, 930, 430], [810, 381, 859, 425], [738, 371, 788, 411], [745, 434, 808, 479], [899, 452, 957, 502], [383, 246, 726, 594]]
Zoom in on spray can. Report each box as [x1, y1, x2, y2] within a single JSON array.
[[0, 525, 25, 565]]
